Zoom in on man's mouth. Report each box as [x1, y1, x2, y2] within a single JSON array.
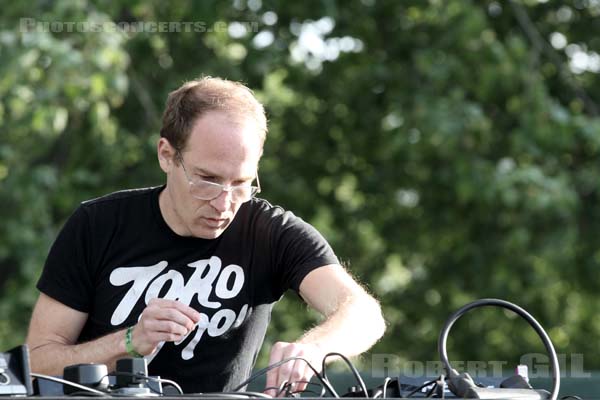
[[202, 217, 228, 228]]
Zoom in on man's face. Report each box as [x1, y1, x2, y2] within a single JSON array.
[[158, 111, 263, 239]]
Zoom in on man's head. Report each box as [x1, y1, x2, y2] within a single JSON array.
[[157, 77, 267, 239], [160, 76, 267, 153]]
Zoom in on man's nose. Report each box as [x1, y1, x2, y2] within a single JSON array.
[[209, 188, 233, 212]]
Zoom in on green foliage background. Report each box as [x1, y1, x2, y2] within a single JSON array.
[[1, 0, 600, 375]]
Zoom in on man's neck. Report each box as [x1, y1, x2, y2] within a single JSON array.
[[158, 185, 190, 237]]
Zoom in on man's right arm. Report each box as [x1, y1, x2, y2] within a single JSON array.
[[26, 293, 128, 374], [26, 294, 200, 375]]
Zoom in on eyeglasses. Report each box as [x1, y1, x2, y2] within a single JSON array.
[[176, 152, 261, 203]]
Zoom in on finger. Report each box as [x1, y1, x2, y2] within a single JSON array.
[[283, 347, 318, 393], [274, 358, 296, 389], [272, 348, 307, 392], [145, 305, 197, 331], [145, 319, 189, 336], [137, 319, 188, 342], [147, 331, 188, 343], [168, 300, 202, 324], [293, 363, 315, 393], [296, 350, 317, 391], [285, 359, 309, 391], [265, 342, 286, 394], [147, 298, 202, 324]]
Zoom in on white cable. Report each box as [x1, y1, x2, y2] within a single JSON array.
[[30, 372, 108, 396]]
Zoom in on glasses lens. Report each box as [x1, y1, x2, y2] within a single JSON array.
[[231, 186, 253, 203], [190, 181, 222, 200], [189, 181, 258, 203]]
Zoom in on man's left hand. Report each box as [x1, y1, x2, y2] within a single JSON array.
[[264, 341, 324, 396]]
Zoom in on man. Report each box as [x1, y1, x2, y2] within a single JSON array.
[[26, 77, 385, 394]]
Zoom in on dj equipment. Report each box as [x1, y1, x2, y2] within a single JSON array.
[[62, 363, 109, 394], [0, 345, 33, 396], [111, 357, 160, 396], [439, 299, 559, 400], [32, 357, 163, 396], [3, 298, 568, 399]]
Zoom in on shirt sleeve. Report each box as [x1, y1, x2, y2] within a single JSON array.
[[269, 209, 339, 295], [36, 205, 94, 313]]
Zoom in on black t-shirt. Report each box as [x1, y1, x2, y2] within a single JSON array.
[[37, 186, 339, 393]]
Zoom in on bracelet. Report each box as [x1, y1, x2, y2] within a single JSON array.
[[125, 326, 143, 358]]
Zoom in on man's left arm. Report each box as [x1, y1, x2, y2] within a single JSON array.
[[265, 264, 385, 394]]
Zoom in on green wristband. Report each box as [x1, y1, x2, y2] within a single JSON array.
[[125, 326, 143, 358]]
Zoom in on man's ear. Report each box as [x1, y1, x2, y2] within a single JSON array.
[[157, 138, 176, 173]]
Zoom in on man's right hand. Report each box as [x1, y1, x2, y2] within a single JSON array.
[[131, 298, 201, 355]]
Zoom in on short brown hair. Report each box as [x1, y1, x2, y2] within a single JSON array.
[[160, 76, 267, 152]]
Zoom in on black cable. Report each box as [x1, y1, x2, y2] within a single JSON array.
[[321, 352, 368, 398], [278, 380, 324, 397], [30, 373, 109, 396], [437, 298, 560, 400], [300, 379, 327, 397], [405, 378, 439, 398], [276, 380, 292, 397], [232, 356, 338, 397], [425, 382, 438, 398], [106, 371, 184, 395], [425, 375, 446, 399]]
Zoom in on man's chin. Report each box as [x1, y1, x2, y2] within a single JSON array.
[[191, 220, 230, 239], [195, 229, 224, 239]]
